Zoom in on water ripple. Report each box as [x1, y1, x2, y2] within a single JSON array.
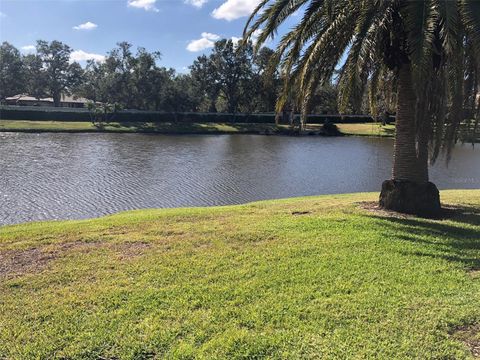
[[1, 133, 479, 225]]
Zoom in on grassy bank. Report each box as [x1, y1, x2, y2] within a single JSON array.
[[1, 190, 479, 359], [2, 120, 479, 142], [336, 123, 395, 137], [0, 119, 394, 137], [0, 120, 285, 135]]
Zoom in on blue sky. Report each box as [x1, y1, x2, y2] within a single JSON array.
[[0, 0, 276, 72]]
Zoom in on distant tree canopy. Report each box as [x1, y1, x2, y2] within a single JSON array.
[[0, 39, 338, 113], [0, 42, 25, 100], [23, 53, 48, 100], [188, 39, 283, 113], [35, 40, 83, 107]]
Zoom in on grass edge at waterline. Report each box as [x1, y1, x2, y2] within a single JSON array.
[[0, 119, 397, 137]]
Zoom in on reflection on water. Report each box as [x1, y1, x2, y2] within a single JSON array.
[[0, 132, 479, 225]]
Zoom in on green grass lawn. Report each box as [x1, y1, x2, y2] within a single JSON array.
[[0, 119, 394, 137], [0, 120, 406, 139], [0, 120, 394, 137], [337, 122, 479, 142], [336, 123, 396, 137], [2, 120, 479, 143], [0, 120, 285, 134], [1, 190, 479, 359]]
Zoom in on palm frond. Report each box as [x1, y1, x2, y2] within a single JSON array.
[[400, 0, 438, 89], [337, 1, 390, 113], [459, 0, 480, 57]]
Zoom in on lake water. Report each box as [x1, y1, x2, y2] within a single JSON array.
[[1, 132, 479, 225]]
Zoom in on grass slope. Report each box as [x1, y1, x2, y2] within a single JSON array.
[[336, 123, 395, 137], [1, 190, 479, 359], [2, 120, 478, 143], [0, 120, 284, 134], [0, 119, 394, 137]]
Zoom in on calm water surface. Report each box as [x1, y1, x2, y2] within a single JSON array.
[[1, 132, 479, 225]]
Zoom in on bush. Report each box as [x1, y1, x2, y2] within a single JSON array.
[[321, 122, 341, 136], [0, 106, 378, 124], [0, 105, 91, 121], [306, 114, 375, 124]]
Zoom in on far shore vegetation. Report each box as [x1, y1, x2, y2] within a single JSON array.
[[0, 119, 398, 137], [2, 120, 478, 143]]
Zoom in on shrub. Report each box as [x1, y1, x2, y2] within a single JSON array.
[[0, 106, 379, 124]]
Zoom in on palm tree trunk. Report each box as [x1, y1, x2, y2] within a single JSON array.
[[392, 64, 426, 182], [417, 118, 430, 182], [379, 63, 441, 217]]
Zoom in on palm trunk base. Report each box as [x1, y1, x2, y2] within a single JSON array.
[[379, 180, 441, 217]]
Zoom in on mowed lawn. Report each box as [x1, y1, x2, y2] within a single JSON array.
[[0, 120, 283, 134], [1, 190, 479, 359], [0, 119, 396, 137], [336, 123, 395, 137]]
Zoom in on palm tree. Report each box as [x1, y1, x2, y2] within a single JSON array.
[[245, 0, 480, 216]]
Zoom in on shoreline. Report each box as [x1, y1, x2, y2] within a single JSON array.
[[2, 188, 478, 228], [4, 121, 476, 142], [0, 120, 396, 137]]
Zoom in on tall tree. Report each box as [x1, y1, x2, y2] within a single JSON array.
[[246, 0, 480, 216], [190, 55, 221, 112], [130, 47, 163, 110], [78, 59, 105, 103], [213, 39, 254, 113], [23, 54, 48, 100], [250, 46, 279, 112], [36, 40, 82, 106], [0, 42, 25, 101], [99, 42, 171, 110], [309, 84, 338, 115], [102, 42, 137, 108], [191, 40, 256, 114], [163, 73, 203, 112]]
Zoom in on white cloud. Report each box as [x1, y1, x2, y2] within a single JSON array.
[[185, 0, 208, 8], [251, 28, 262, 44], [186, 32, 220, 52], [187, 38, 214, 52], [21, 45, 36, 53], [201, 32, 221, 41], [128, 0, 159, 12], [70, 50, 105, 63], [229, 29, 262, 46], [230, 36, 242, 45], [212, 0, 261, 21], [73, 21, 98, 31], [186, 31, 262, 52]]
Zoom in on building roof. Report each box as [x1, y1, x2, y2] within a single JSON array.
[[5, 94, 89, 104]]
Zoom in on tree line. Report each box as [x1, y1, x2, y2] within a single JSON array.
[[0, 39, 346, 114]]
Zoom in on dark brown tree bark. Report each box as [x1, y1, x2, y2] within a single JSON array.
[[391, 64, 426, 182], [53, 91, 61, 107], [379, 64, 441, 217]]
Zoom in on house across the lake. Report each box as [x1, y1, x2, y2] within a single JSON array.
[[5, 94, 89, 108]]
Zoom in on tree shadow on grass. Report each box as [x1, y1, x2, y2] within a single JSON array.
[[361, 204, 480, 356], [105, 121, 282, 134], [382, 127, 395, 136], [364, 205, 480, 272]]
